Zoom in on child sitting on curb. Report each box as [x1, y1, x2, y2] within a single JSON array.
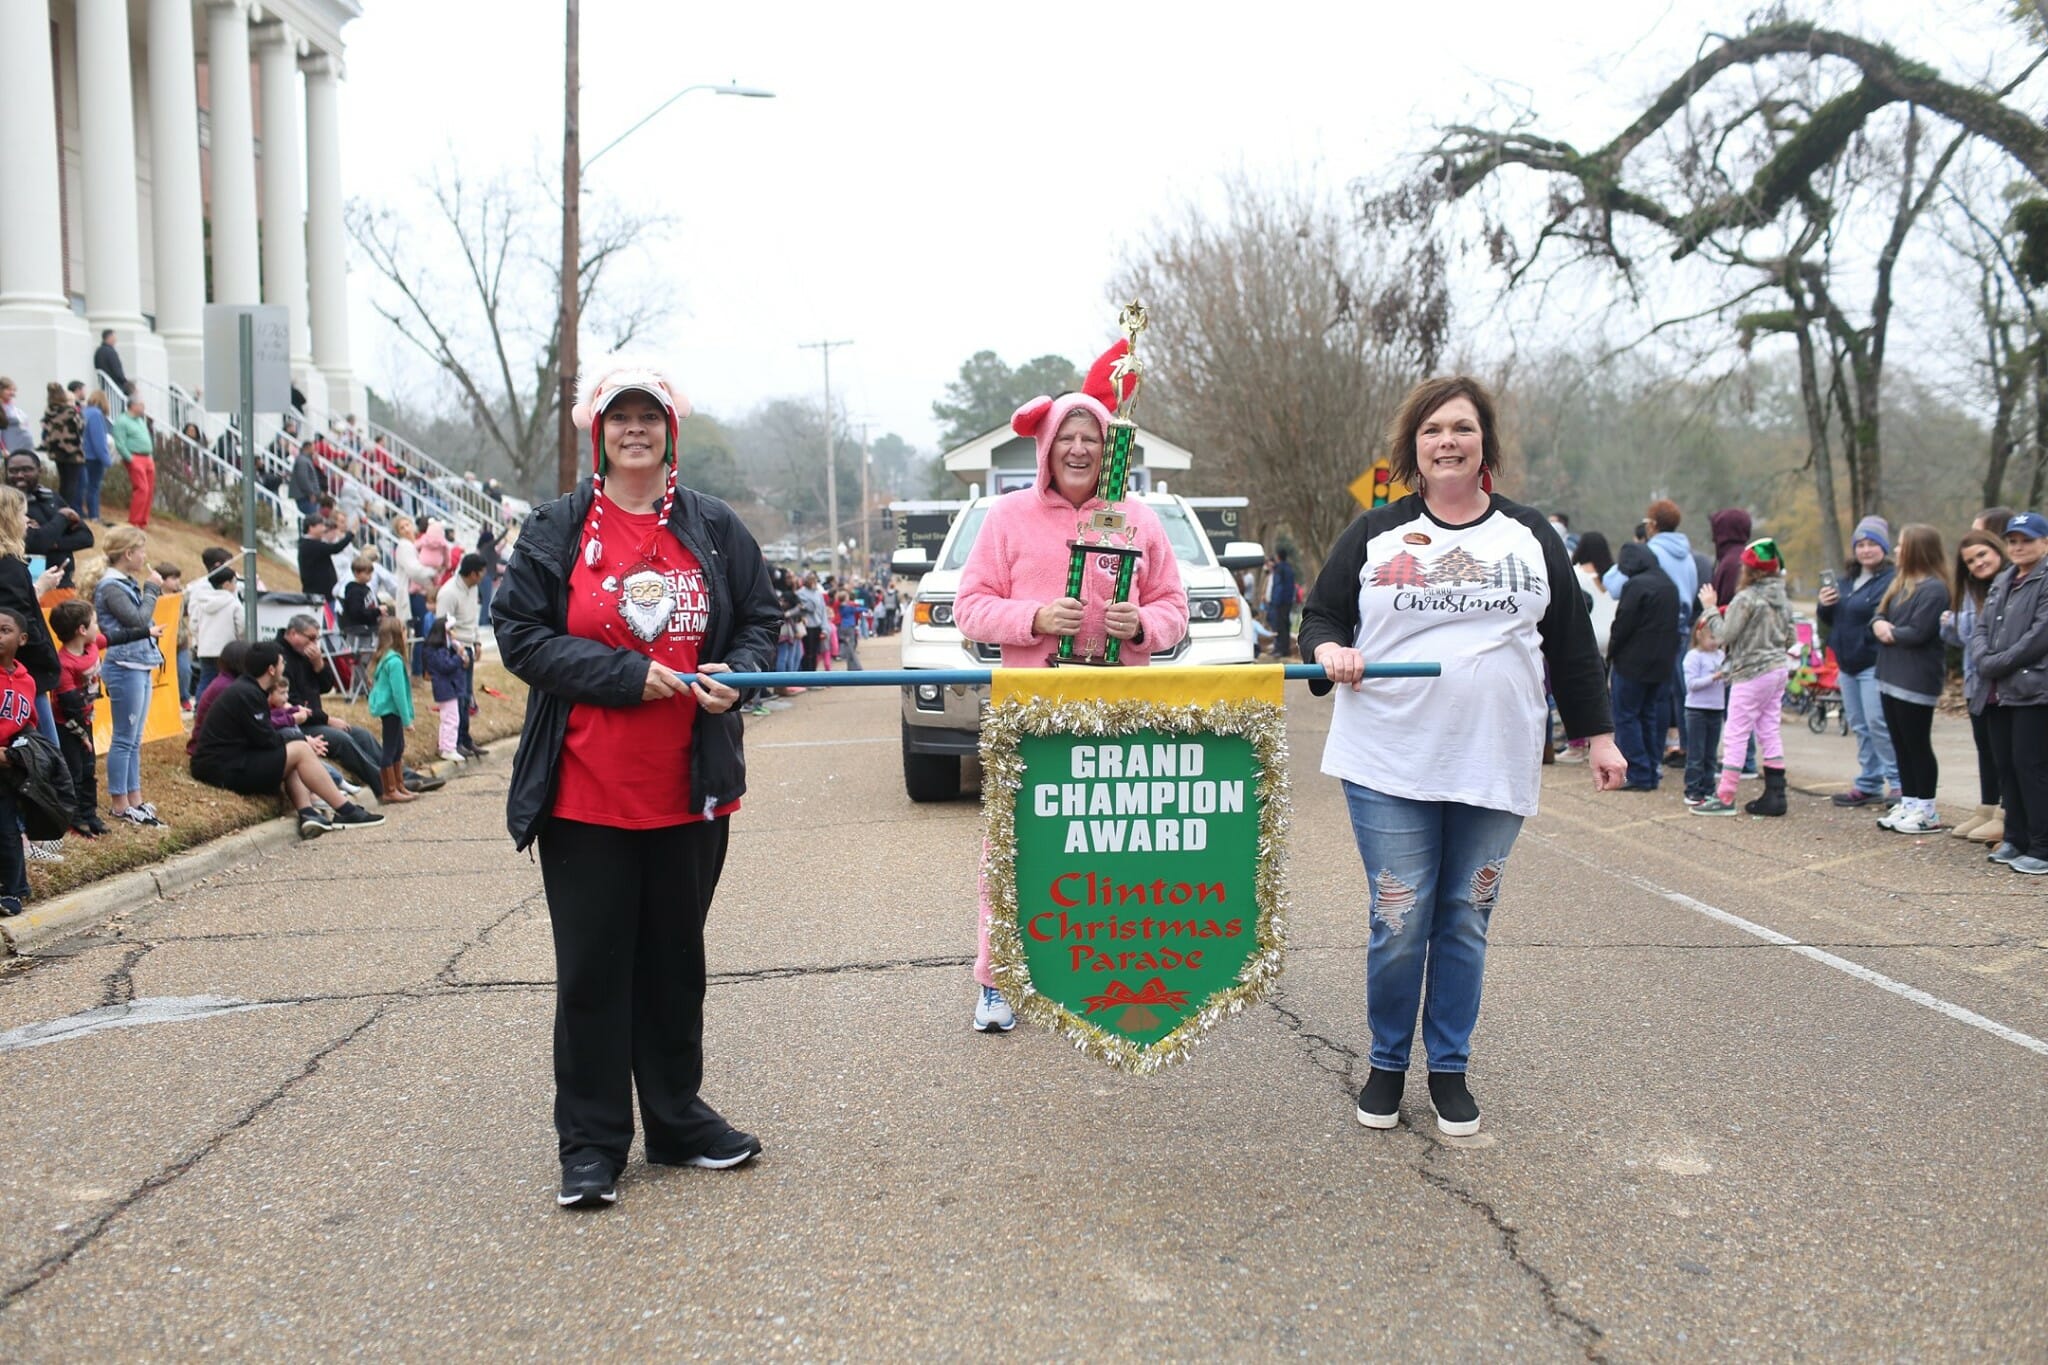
[[1693, 538, 1797, 817]]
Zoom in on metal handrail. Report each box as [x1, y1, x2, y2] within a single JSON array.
[[148, 420, 302, 562]]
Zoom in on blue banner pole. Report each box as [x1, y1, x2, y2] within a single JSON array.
[[673, 663, 1440, 689]]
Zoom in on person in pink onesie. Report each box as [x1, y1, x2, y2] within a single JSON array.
[[953, 340, 1188, 1032]]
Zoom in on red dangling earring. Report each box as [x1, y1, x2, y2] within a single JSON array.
[[1481, 467, 1494, 494]]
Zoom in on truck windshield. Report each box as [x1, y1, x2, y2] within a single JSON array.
[[938, 506, 990, 571], [938, 499, 1214, 572]]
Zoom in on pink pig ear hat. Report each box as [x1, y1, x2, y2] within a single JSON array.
[[571, 355, 693, 566], [1008, 339, 1140, 484]]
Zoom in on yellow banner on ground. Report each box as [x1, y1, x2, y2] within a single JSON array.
[[990, 664, 1284, 708], [48, 593, 186, 753]]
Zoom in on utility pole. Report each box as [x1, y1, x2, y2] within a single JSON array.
[[556, 0, 580, 495], [859, 422, 872, 576], [798, 339, 852, 579]]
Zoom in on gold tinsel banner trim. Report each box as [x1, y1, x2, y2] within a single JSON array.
[[980, 695, 1291, 1074]]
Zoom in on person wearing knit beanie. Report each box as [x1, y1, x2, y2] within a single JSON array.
[[494, 354, 783, 1211], [1821, 513, 1903, 806]]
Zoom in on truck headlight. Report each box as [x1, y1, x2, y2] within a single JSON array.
[[915, 683, 943, 710]]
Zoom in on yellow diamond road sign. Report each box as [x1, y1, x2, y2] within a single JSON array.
[[1347, 468, 1378, 510]]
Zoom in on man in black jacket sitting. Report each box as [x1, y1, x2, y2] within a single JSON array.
[[6, 450, 93, 586], [1608, 541, 1681, 792], [276, 614, 384, 791], [190, 641, 384, 838]]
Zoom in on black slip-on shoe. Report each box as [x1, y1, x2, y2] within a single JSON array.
[[1355, 1067, 1404, 1130], [1428, 1071, 1482, 1137], [652, 1129, 764, 1170], [557, 1160, 618, 1209]]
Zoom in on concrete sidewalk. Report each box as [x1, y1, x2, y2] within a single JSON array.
[[1773, 703, 1987, 815]]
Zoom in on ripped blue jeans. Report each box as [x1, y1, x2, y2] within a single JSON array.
[[1342, 782, 1525, 1074]]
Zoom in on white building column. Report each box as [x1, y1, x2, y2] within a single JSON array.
[[302, 53, 360, 418], [0, 0, 89, 388], [147, 0, 208, 392], [254, 21, 317, 412], [75, 0, 166, 392], [206, 0, 261, 308]]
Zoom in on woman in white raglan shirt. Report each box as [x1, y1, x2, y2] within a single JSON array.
[[1299, 376, 1625, 1138]]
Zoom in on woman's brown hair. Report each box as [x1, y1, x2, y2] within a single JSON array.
[[1878, 523, 1945, 615], [1386, 376, 1501, 491], [1952, 529, 2008, 611], [85, 389, 112, 417]]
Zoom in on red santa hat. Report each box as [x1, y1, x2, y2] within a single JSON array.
[[1009, 339, 1139, 472]]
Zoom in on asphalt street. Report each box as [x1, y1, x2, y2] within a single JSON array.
[[0, 635, 2042, 1359]]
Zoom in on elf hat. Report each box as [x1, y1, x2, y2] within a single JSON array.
[[1009, 339, 1140, 475], [571, 356, 691, 478], [1740, 537, 1783, 572]]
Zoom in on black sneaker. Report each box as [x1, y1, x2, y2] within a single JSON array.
[[653, 1129, 764, 1170], [298, 807, 332, 839], [459, 742, 490, 759], [1832, 788, 1881, 808], [0, 896, 22, 917], [327, 803, 387, 830], [1428, 1072, 1481, 1136], [1355, 1068, 1404, 1130], [557, 1160, 617, 1209], [403, 769, 447, 793]]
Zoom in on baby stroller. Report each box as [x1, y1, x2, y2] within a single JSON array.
[[1782, 621, 1847, 734]]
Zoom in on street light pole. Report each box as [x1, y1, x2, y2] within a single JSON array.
[[859, 421, 871, 576], [556, 0, 580, 496], [558, 55, 774, 494], [799, 339, 852, 580]]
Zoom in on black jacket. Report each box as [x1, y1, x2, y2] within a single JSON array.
[[276, 630, 342, 728], [495, 479, 780, 851], [1295, 493, 1612, 738], [297, 530, 353, 601], [1609, 542, 1681, 683], [93, 343, 129, 395], [22, 485, 93, 583], [338, 580, 382, 634], [0, 558, 60, 694], [193, 675, 285, 770], [4, 731, 77, 840]]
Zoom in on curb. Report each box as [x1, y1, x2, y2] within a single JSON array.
[[0, 751, 494, 960], [0, 818, 300, 958]]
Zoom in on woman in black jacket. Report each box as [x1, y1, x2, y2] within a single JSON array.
[[1607, 542, 1680, 791], [495, 358, 779, 1212], [1973, 513, 2048, 873]]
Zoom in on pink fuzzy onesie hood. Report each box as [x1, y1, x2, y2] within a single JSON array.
[[952, 381, 1186, 668]]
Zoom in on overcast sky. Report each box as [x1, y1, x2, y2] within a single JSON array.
[[337, 0, 2031, 451]]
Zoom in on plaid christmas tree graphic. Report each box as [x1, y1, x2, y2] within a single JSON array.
[[1370, 551, 1429, 588], [1487, 554, 1538, 591]]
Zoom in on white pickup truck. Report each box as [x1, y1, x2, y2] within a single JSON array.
[[896, 491, 1265, 801]]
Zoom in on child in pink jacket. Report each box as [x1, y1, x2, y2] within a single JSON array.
[[953, 344, 1187, 1032]]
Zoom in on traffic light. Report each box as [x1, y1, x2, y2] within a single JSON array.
[[1371, 461, 1393, 507], [881, 506, 894, 530]]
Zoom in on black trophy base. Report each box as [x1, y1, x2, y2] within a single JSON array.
[[1048, 653, 1121, 668]]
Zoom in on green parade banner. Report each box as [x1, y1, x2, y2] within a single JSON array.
[[981, 665, 1289, 1073]]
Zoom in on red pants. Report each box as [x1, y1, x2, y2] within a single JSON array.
[[125, 455, 155, 528]]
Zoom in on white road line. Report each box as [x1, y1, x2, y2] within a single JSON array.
[[754, 737, 898, 750], [1524, 831, 2048, 1059]]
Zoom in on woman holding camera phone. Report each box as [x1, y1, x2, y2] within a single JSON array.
[[1816, 517, 1899, 808]]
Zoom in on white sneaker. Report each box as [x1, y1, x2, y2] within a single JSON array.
[[438, 750, 463, 764], [973, 985, 1016, 1033], [1884, 805, 1939, 834]]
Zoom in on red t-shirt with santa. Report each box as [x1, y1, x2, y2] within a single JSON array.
[[551, 497, 739, 829]]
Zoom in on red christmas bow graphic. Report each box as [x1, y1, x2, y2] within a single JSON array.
[[1083, 978, 1190, 1015]]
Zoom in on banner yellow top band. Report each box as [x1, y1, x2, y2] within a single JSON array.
[[990, 665, 1284, 708]]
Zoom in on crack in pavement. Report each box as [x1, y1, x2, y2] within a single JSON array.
[[1262, 985, 1608, 1361], [0, 1002, 393, 1313], [94, 943, 154, 1009]]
